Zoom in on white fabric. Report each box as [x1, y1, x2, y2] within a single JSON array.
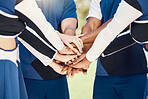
[[0, 47, 19, 66], [86, 0, 102, 20], [0, 10, 18, 18], [26, 26, 57, 52], [18, 37, 56, 66], [86, 0, 143, 62], [15, 0, 64, 51]]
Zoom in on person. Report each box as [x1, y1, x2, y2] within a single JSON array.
[[0, 0, 28, 99], [15, 0, 82, 98], [143, 43, 148, 99], [68, 0, 148, 99]]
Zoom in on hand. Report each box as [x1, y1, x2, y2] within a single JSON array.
[[66, 43, 92, 65], [70, 57, 91, 70], [58, 33, 83, 55], [61, 66, 87, 78], [72, 53, 86, 65], [54, 52, 77, 63], [49, 61, 67, 75], [69, 68, 87, 78], [58, 45, 75, 55]]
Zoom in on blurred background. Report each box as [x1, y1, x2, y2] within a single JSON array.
[[67, 0, 98, 99]]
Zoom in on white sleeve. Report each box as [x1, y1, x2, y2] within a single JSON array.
[[15, 0, 64, 51], [86, 0, 143, 62], [86, 0, 102, 20]]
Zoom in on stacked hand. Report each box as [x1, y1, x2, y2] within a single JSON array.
[[49, 33, 92, 77]]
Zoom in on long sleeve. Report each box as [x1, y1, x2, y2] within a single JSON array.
[[18, 26, 57, 66], [86, 0, 143, 62], [15, 0, 64, 51], [15, 0, 65, 65], [0, 0, 25, 38]]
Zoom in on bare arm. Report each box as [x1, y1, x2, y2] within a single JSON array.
[[80, 19, 112, 44], [61, 18, 77, 36]]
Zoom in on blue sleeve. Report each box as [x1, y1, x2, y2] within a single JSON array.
[[0, 0, 16, 14], [61, 0, 77, 22]]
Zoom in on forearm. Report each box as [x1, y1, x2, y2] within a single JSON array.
[[0, 8, 25, 50], [61, 18, 77, 36], [18, 28, 57, 66], [63, 28, 76, 36], [15, 0, 64, 51], [86, 0, 143, 62], [80, 19, 112, 44]]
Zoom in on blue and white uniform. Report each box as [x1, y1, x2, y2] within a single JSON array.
[[16, 0, 77, 98], [0, 0, 27, 99], [87, 0, 148, 98]]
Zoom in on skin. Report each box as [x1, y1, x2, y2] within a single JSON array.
[[50, 18, 84, 76], [69, 18, 112, 70], [0, 38, 17, 50], [145, 43, 148, 50]]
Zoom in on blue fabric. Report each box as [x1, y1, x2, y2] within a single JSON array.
[[96, 0, 147, 76], [0, 59, 27, 99], [96, 0, 121, 76], [0, 0, 15, 14], [96, 58, 108, 76], [19, 42, 43, 80], [36, 0, 77, 30], [0, 60, 19, 99], [19, 0, 77, 80], [93, 74, 147, 99], [144, 76, 148, 99], [24, 76, 69, 99], [137, 0, 148, 20]]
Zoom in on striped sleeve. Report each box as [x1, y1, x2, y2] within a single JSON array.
[[15, 0, 64, 51], [18, 26, 57, 66], [0, 10, 25, 38], [86, 0, 143, 62], [15, 0, 66, 65]]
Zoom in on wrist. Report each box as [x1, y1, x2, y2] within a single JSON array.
[[54, 52, 61, 61], [64, 29, 76, 36]]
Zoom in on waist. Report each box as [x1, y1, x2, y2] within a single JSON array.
[[0, 38, 16, 50]]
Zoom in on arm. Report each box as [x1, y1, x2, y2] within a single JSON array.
[[15, 0, 64, 51], [71, 0, 143, 69], [86, 0, 143, 62], [58, 0, 83, 54], [61, 18, 77, 36], [60, 0, 77, 36], [0, 1, 25, 50]]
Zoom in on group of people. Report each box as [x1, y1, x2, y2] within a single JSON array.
[[0, 0, 148, 99]]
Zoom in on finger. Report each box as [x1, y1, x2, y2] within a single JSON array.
[[73, 55, 85, 65], [71, 69, 79, 78], [66, 43, 80, 55], [67, 67, 73, 77], [61, 66, 69, 74], [70, 63, 82, 69], [82, 66, 89, 70], [78, 38, 83, 53], [65, 47, 75, 54], [78, 34, 84, 38], [71, 39, 82, 54], [59, 54, 77, 63], [55, 60, 62, 64], [82, 69, 87, 75], [66, 61, 72, 65], [65, 55, 77, 62]]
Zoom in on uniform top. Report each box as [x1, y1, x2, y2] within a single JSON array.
[[0, 0, 16, 14], [19, 0, 77, 80], [87, 0, 147, 76]]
